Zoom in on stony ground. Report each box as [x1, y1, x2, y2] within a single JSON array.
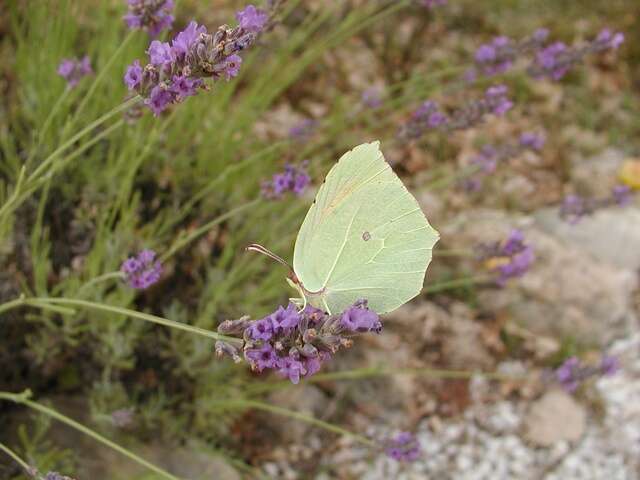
[[259, 149, 640, 479]]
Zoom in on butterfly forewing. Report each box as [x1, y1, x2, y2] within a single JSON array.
[[293, 142, 439, 314]]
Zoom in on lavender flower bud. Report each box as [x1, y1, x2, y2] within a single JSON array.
[[120, 249, 162, 289], [384, 432, 421, 462], [217, 315, 251, 334], [215, 341, 242, 363]]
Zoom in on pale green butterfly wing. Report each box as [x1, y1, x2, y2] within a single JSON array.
[[293, 141, 439, 314]]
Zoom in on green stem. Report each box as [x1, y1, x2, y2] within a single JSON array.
[[21, 297, 239, 344], [28, 96, 140, 182], [0, 391, 181, 480], [159, 199, 260, 263], [0, 441, 33, 474], [225, 399, 376, 447], [72, 32, 136, 123], [427, 165, 480, 192], [77, 271, 124, 294], [25, 87, 72, 169], [424, 275, 493, 294]]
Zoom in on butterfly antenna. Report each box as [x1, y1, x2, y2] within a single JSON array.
[[245, 243, 293, 272]]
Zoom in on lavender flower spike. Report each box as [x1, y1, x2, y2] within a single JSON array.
[[215, 300, 382, 384], [121, 249, 163, 289], [124, 0, 174, 37]]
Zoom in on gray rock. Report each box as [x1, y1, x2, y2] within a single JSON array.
[[524, 389, 586, 447], [443, 209, 637, 346], [535, 206, 640, 272]]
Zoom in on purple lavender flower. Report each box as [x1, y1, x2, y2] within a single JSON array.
[[385, 432, 421, 462], [600, 355, 620, 377], [289, 119, 317, 140], [120, 249, 162, 289], [217, 300, 383, 384], [124, 4, 282, 115], [246, 318, 274, 342], [57, 56, 92, 88], [554, 354, 619, 393], [471, 145, 498, 174], [268, 303, 301, 335], [531, 28, 624, 81], [362, 87, 383, 108], [222, 54, 243, 80], [236, 4, 269, 33], [145, 84, 175, 116], [124, 0, 174, 37], [261, 162, 311, 199], [479, 230, 535, 285], [171, 75, 202, 99], [535, 42, 571, 80], [474, 36, 515, 76], [245, 343, 279, 372], [276, 355, 305, 384], [596, 28, 625, 50], [124, 60, 143, 90], [559, 194, 588, 224], [484, 84, 513, 115], [519, 132, 546, 151], [340, 300, 382, 333], [611, 184, 632, 206], [555, 356, 581, 392]]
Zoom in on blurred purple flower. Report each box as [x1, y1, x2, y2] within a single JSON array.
[[362, 87, 383, 108], [559, 194, 588, 224], [124, 0, 174, 37], [385, 432, 421, 462], [555, 356, 581, 392], [478, 230, 535, 285], [531, 28, 624, 81], [555, 354, 620, 393], [121, 249, 162, 289], [236, 4, 269, 33], [611, 184, 632, 206], [261, 162, 311, 199], [519, 131, 546, 151], [289, 119, 317, 140], [600, 355, 620, 377], [57, 56, 92, 88]]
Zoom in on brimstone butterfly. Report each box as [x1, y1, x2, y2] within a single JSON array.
[[249, 141, 439, 314]]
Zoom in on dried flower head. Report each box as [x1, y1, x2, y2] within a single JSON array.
[[57, 56, 92, 88], [121, 249, 162, 289]]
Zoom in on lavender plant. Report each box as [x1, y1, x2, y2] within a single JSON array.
[[0, 0, 633, 476]]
